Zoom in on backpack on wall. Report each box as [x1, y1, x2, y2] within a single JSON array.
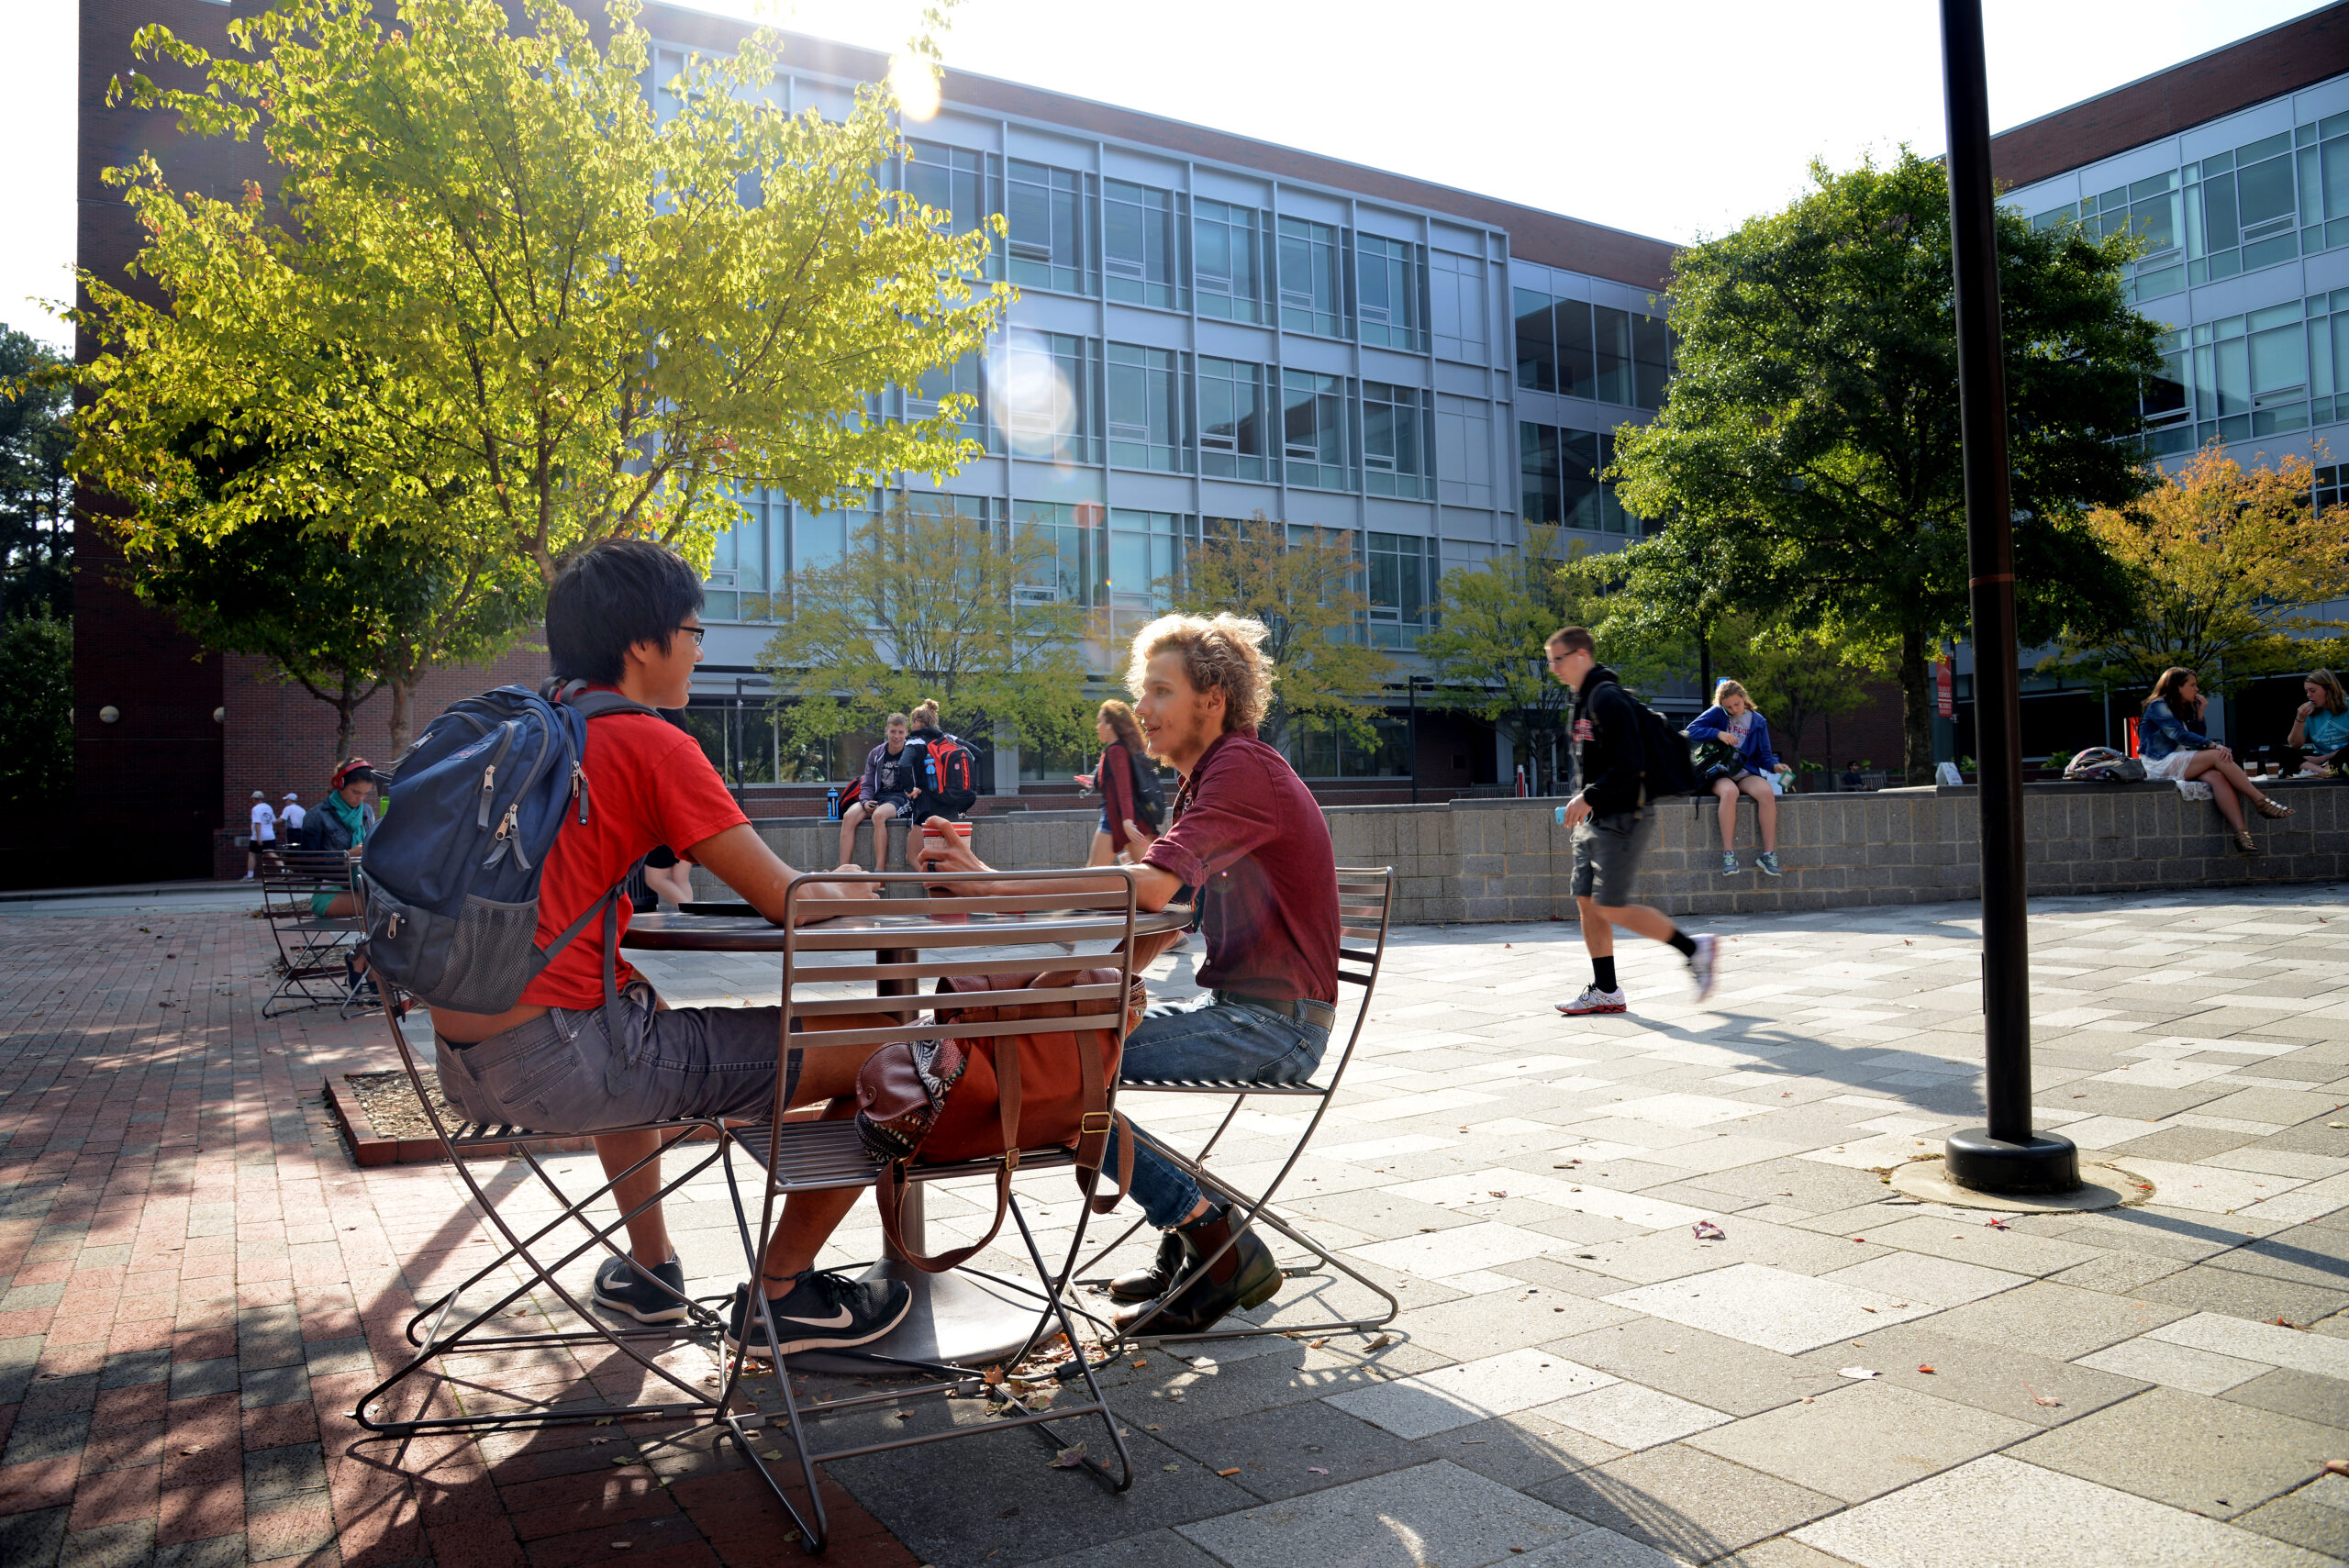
[[2063, 746, 2146, 784], [357, 680, 654, 1013]]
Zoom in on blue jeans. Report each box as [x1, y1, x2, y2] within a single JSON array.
[[1106, 992, 1329, 1229]]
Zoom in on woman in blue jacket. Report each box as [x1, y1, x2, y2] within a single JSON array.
[[1686, 681, 1792, 876], [2141, 666, 2292, 852]]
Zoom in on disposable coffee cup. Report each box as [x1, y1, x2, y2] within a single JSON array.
[[923, 821, 974, 840]]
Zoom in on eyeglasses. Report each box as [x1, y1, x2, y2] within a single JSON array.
[[675, 624, 706, 648]]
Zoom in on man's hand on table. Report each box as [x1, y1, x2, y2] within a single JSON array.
[[912, 825, 997, 895]]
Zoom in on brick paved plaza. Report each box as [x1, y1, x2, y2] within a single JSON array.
[[2, 881, 2346, 1568]]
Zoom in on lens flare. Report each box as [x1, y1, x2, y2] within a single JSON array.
[[992, 332, 1078, 463], [887, 50, 941, 121]]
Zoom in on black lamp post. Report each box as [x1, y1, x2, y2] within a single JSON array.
[[1407, 674, 1434, 804], [1938, 0, 2078, 1194]]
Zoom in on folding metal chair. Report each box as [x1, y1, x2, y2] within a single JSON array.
[[1077, 865, 1398, 1349], [259, 850, 371, 1017], [715, 868, 1146, 1552], [350, 999, 745, 1446]]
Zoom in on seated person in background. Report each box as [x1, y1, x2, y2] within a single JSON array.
[[2140, 666, 2294, 853], [297, 760, 380, 917], [624, 845, 695, 911], [429, 539, 901, 1356], [920, 612, 1337, 1335], [2286, 668, 2349, 776], [838, 713, 915, 873], [1684, 679, 1792, 878], [1840, 762, 1865, 792]]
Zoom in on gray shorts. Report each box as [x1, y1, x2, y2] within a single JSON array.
[[1571, 809, 1654, 907], [435, 984, 784, 1133]]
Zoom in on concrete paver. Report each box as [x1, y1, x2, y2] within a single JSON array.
[[2, 882, 2345, 1564]]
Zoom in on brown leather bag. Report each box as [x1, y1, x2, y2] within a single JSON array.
[[859, 969, 1144, 1273]]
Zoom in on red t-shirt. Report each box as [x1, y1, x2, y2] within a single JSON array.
[[518, 697, 748, 1010], [1141, 728, 1338, 1005]]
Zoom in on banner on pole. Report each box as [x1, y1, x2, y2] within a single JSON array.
[[1936, 659, 1955, 720]]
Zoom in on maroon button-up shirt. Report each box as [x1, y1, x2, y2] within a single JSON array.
[[1141, 728, 1339, 1005]]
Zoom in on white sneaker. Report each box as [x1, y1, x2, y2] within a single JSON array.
[[1687, 934, 1720, 1003], [1556, 986, 1628, 1016]]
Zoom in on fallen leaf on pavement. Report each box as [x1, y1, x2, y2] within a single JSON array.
[[2322, 1459, 2349, 1477], [982, 1365, 1005, 1385], [1692, 1220, 1726, 1240], [1918, 1365, 1936, 1374], [2026, 1384, 2063, 1407], [1859, 1307, 1877, 1314], [1985, 1218, 2012, 1230], [1217, 1467, 1241, 1476], [1049, 1445, 1088, 1469], [1840, 1366, 1877, 1379], [1367, 1334, 1393, 1350], [1162, 1463, 1181, 1472]]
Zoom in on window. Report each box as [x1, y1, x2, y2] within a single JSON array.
[[1365, 531, 1433, 649], [1106, 343, 1187, 472], [2247, 301, 2309, 436], [1194, 199, 1264, 322], [905, 140, 999, 251], [1017, 500, 1104, 606], [1357, 236, 1423, 350], [1106, 509, 1193, 643], [2316, 462, 2349, 517], [1429, 250, 1487, 362], [1598, 431, 1643, 535], [2309, 289, 2349, 428], [1519, 421, 1559, 526], [2183, 130, 2305, 287], [1555, 298, 1598, 400], [1361, 382, 1431, 499], [1007, 160, 1093, 295], [1560, 428, 1603, 532], [907, 350, 989, 449], [1514, 287, 1556, 392], [1631, 311, 1671, 409], [1278, 217, 1346, 338], [1104, 180, 1184, 309], [1592, 306, 1635, 405], [793, 495, 865, 582], [1282, 370, 1350, 489], [1001, 330, 1096, 464], [704, 489, 785, 622], [1435, 394, 1493, 507], [1199, 356, 1271, 481], [1291, 714, 1411, 777], [2140, 328, 2192, 456]]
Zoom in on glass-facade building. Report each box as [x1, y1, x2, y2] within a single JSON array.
[[643, 17, 1675, 785]]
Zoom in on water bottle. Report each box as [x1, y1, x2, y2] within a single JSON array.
[[825, 784, 841, 821]]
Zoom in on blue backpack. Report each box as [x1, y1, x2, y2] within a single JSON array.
[[358, 680, 654, 1014]]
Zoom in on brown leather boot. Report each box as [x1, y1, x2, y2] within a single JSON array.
[[1112, 1206, 1280, 1335], [1107, 1230, 1186, 1303]]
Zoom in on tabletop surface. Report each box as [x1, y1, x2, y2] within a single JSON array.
[[621, 902, 1192, 953]]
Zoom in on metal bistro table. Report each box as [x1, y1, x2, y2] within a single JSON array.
[[620, 898, 1192, 1372]]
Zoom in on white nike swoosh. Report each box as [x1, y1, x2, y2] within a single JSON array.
[[777, 1305, 854, 1329]]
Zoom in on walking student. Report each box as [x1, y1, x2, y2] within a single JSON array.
[[837, 712, 916, 872], [245, 790, 277, 877], [2140, 667, 2293, 853], [1085, 698, 1163, 866], [279, 792, 306, 839], [1546, 626, 1719, 1017], [1686, 679, 1791, 877]]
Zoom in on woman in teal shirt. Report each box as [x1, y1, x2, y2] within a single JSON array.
[[2288, 669, 2349, 775]]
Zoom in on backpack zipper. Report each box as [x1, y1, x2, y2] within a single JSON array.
[[475, 721, 518, 829]]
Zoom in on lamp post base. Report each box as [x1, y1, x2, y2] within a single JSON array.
[[1943, 1129, 2080, 1195]]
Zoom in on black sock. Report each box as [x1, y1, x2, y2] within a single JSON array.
[[1592, 956, 1618, 993], [1665, 929, 1698, 959]]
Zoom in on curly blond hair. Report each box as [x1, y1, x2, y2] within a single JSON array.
[[1126, 613, 1274, 734]]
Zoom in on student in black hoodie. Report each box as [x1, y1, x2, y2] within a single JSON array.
[[1545, 626, 1719, 1015]]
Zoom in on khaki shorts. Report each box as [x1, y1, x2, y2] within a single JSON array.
[[1571, 809, 1654, 907]]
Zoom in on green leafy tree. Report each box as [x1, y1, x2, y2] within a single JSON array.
[[0, 328, 72, 621], [1611, 150, 2155, 782], [68, 0, 1007, 746], [1160, 512, 1393, 751], [0, 612, 72, 812], [2052, 442, 2349, 697], [1725, 622, 1894, 766], [760, 495, 1093, 770], [1419, 527, 1600, 794]]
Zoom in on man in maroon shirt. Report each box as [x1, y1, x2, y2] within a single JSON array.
[[918, 612, 1340, 1334]]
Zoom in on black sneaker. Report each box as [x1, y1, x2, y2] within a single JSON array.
[[723, 1270, 913, 1356], [591, 1254, 691, 1325]]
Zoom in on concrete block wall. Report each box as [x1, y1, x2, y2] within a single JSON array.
[[685, 782, 2349, 923]]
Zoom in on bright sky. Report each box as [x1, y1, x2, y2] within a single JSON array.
[[1, 0, 2329, 352]]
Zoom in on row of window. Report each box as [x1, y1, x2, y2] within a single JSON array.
[[1513, 290, 1672, 409], [909, 331, 1505, 501], [2033, 112, 2349, 302], [906, 140, 1495, 357], [1518, 421, 1647, 535], [700, 493, 1446, 647], [2138, 289, 2349, 454]]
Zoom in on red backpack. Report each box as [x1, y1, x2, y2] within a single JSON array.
[[921, 731, 976, 805]]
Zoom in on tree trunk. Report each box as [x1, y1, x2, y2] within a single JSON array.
[[387, 678, 417, 758], [1698, 624, 1713, 702], [333, 672, 359, 768], [1898, 626, 1932, 784]]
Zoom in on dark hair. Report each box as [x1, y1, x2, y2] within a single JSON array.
[[2145, 666, 2201, 721], [547, 539, 705, 684], [1097, 698, 1147, 758], [1547, 626, 1595, 656]]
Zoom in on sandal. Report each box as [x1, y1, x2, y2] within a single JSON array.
[[2252, 795, 2293, 819], [2232, 829, 2261, 853]]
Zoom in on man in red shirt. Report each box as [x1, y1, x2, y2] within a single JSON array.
[[429, 540, 904, 1357], [918, 612, 1338, 1334]]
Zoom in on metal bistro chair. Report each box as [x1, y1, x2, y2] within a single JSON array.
[[716, 868, 1144, 1553], [259, 849, 372, 1017], [351, 995, 744, 1445], [1078, 865, 1398, 1349]]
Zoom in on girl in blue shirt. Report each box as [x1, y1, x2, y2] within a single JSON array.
[[2140, 667, 2294, 852], [2287, 669, 2349, 775], [1686, 680, 1793, 876]]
